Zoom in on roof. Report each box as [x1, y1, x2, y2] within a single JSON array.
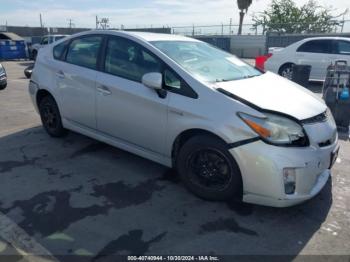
[[85, 30, 199, 42], [0, 32, 24, 41], [298, 36, 350, 41], [123, 31, 198, 42]]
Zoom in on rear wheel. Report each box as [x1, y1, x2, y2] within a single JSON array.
[[176, 135, 242, 201], [39, 96, 67, 137], [279, 63, 294, 80]]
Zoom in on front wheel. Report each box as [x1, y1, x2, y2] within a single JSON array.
[[39, 96, 68, 137], [176, 135, 242, 201]]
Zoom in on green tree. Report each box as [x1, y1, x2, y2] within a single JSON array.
[[252, 0, 345, 34], [237, 0, 253, 35]]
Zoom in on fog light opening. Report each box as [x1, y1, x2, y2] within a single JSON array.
[[283, 168, 296, 195]]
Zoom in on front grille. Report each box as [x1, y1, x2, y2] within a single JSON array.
[[301, 111, 328, 125]]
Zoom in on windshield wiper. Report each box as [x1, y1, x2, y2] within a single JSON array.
[[215, 78, 235, 82], [243, 75, 259, 79], [216, 75, 259, 82]]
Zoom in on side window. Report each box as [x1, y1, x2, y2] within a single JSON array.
[[104, 37, 162, 82], [337, 41, 350, 55], [297, 40, 332, 54], [53, 40, 69, 61], [41, 37, 48, 45], [66, 36, 102, 70]]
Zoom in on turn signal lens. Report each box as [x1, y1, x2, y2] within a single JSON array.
[[238, 112, 307, 146], [242, 118, 271, 138]]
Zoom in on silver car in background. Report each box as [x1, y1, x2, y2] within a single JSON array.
[[29, 30, 339, 207]]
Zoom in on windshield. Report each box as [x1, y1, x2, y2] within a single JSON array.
[[151, 40, 262, 82], [54, 36, 66, 42]]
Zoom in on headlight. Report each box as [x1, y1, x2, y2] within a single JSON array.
[[238, 112, 308, 146]]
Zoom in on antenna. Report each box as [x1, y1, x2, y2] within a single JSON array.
[[96, 16, 110, 30]]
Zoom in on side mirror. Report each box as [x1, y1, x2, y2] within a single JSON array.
[[142, 72, 163, 90], [24, 65, 34, 79]]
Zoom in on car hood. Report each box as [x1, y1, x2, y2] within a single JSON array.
[[214, 72, 327, 120]]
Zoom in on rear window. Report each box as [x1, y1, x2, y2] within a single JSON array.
[[66, 36, 102, 70], [53, 40, 69, 61], [337, 41, 350, 55]]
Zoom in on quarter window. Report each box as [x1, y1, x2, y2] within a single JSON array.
[[104, 37, 162, 82], [164, 69, 181, 89], [337, 41, 350, 55], [297, 40, 332, 54], [66, 36, 102, 70], [53, 40, 69, 61]]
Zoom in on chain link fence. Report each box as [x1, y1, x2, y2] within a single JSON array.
[[171, 20, 350, 36]]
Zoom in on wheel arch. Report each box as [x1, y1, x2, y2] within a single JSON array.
[[36, 89, 55, 108], [171, 128, 229, 166]]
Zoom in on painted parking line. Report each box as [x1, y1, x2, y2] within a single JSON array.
[[0, 211, 58, 262], [0, 124, 40, 138]]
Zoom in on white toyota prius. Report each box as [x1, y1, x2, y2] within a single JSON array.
[[29, 30, 339, 207]]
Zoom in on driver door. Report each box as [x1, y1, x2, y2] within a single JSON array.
[[95, 36, 169, 154]]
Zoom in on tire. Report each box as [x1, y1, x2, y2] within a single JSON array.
[[39, 95, 68, 137], [176, 135, 242, 201], [279, 63, 294, 80]]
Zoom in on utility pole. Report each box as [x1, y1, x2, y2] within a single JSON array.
[[39, 14, 43, 28], [68, 19, 74, 29], [39, 13, 45, 37]]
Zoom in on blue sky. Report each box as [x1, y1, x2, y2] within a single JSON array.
[[0, 0, 348, 29]]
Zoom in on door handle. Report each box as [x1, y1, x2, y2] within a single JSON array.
[[56, 70, 65, 79], [169, 109, 184, 116], [97, 85, 112, 95]]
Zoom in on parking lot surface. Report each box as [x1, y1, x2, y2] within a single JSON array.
[[0, 61, 349, 261]]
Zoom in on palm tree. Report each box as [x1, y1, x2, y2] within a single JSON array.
[[237, 0, 253, 35]]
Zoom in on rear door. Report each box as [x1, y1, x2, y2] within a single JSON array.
[[55, 35, 103, 129], [296, 39, 337, 80]]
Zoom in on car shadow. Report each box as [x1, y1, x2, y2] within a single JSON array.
[[0, 126, 333, 260]]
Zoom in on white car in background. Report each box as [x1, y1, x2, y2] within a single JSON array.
[[265, 37, 350, 81], [31, 35, 68, 59]]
